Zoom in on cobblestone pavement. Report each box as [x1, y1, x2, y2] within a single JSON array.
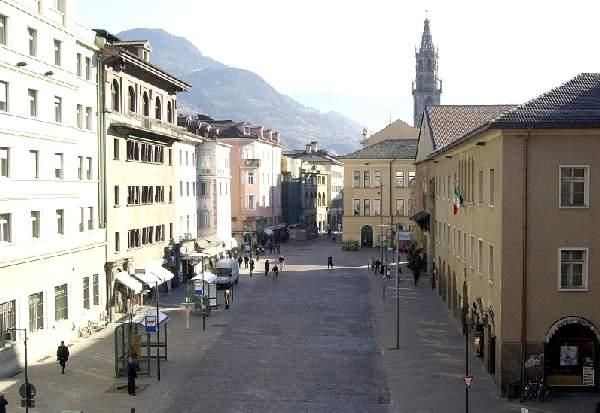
[[1, 234, 599, 412]]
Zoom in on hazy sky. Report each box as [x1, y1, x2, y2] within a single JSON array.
[[78, 0, 600, 133]]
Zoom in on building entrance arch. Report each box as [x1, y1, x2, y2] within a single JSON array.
[[361, 225, 373, 247]]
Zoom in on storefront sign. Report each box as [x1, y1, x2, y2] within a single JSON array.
[[397, 231, 411, 241], [194, 279, 204, 296], [145, 315, 157, 333]]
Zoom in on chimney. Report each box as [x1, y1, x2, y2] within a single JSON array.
[[310, 141, 318, 152], [305, 144, 311, 154], [272, 131, 280, 143]]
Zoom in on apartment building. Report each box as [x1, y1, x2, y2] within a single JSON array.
[[415, 74, 600, 391], [341, 139, 418, 248], [0, 0, 105, 373], [206, 121, 283, 244], [95, 31, 200, 319]]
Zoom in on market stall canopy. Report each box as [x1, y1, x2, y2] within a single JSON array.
[[132, 309, 169, 326], [191, 273, 217, 284], [115, 271, 143, 293]]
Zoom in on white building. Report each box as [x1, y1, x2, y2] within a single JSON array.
[[0, 0, 105, 374], [197, 140, 233, 249], [174, 140, 198, 241]]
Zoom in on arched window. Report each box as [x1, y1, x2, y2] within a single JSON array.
[[167, 101, 173, 123], [128, 86, 136, 112], [418, 60, 423, 71], [111, 79, 120, 111], [427, 58, 432, 71], [155, 97, 162, 120], [142, 92, 149, 116]]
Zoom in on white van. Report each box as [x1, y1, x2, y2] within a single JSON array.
[[215, 259, 240, 287]]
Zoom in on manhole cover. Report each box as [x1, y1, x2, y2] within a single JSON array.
[[211, 324, 228, 328], [106, 383, 150, 394]]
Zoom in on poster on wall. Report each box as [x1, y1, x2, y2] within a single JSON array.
[[583, 366, 595, 386], [560, 346, 579, 366]]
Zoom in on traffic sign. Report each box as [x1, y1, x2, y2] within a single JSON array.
[[145, 315, 157, 333], [19, 382, 36, 399], [194, 279, 203, 296], [463, 375, 474, 388]]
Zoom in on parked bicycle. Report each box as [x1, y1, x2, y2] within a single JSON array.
[[520, 377, 554, 403]]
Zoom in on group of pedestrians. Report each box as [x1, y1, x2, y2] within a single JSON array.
[[264, 255, 285, 278]]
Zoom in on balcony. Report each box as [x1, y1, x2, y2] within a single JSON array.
[[109, 111, 200, 142], [242, 159, 260, 168]]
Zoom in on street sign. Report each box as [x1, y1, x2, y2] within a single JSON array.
[[397, 231, 411, 241], [145, 315, 157, 333], [194, 279, 203, 296], [463, 375, 474, 388], [21, 399, 35, 408], [19, 382, 36, 399]]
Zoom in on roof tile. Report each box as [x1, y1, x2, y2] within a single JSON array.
[[342, 139, 418, 160]]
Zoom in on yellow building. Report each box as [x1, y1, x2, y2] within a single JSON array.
[[415, 74, 600, 392], [361, 119, 419, 147], [341, 139, 418, 248]]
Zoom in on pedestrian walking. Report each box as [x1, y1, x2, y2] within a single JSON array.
[[278, 255, 284, 270], [224, 288, 231, 309], [249, 259, 255, 273], [238, 256, 243, 268], [127, 357, 137, 396], [431, 267, 436, 290], [265, 260, 270, 276], [276, 244, 281, 254], [0, 393, 7, 413], [56, 340, 69, 374], [327, 256, 334, 269], [374, 259, 381, 275], [272, 265, 279, 278], [386, 266, 391, 279], [413, 267, 421, 286]]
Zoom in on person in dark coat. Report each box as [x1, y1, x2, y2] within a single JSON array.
[[238, 256, 243, 268], [127, 357, 137, 396], [0, 393, 7, 413], [264, 260, 270, 276], [57, 340, 69, 374], [327, 256, 334, 269], [272, 265, 279, 278], [249, 259, 255, 275], [413, 266, 421, 286], [374, 260, 381, 275]]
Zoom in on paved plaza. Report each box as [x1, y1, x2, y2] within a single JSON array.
[[1, 235, 599, 412]]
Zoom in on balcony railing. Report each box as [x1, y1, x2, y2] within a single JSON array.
[[242, 159, 260, 168]]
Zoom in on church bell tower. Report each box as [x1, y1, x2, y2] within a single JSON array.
[[412, 17, 442, 127]]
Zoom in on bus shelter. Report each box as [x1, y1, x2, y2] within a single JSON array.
[[114, 309, 169, 377], [189, 272, 217, 311]]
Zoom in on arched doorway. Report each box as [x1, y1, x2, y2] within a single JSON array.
[[361, 225, 373, 247], [544, 316, 600, 389]]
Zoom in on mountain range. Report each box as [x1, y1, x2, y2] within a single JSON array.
[[117, 28, 362, 154]]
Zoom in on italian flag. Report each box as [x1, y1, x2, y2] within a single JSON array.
[[453, 186, 464, 215]]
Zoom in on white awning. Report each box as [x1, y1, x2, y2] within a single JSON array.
[[191, 273, 217, 284], [150, 265, 174, 283], [133, 269, 160, 285], [115, 271, 143, 293]]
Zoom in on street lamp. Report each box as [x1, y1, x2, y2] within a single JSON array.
[[8, 328, 31, 411], [155, 281, 160, 381]]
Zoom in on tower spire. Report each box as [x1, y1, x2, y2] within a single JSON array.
[[412, 15, 442, 127]]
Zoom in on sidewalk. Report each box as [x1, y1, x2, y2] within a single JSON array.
[[0, 275, 259, 412], [363, 249, 600, 413]]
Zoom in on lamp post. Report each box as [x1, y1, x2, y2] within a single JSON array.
[[155, 281, 160, 381], [9, 328, 30, 411]]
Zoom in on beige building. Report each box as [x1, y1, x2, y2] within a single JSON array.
[[415, 74, 600, 392], [96, 31, 199, 320], [341, 139, 418, 249], [361, 119, 419, 147]]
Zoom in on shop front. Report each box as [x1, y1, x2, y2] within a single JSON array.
[[545, 316, 599, 390]]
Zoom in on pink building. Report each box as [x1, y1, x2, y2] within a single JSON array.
[[208, 120, 283, 242]]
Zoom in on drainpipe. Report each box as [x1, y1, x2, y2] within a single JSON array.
[[520, 128, 531, 384]]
